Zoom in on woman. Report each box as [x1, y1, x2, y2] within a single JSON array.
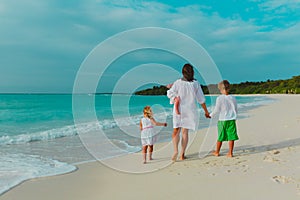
[[167, 63, 210, 161]]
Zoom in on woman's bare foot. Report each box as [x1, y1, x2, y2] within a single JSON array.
[[171, 153, 178, 161], [212, 151, 219, 157], [227, 153, 233, 158], [179, 154, 186, 160]]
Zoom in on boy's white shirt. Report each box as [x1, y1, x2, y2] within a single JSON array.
[[210, 94, 237, 121]]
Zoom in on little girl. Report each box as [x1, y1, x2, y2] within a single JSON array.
[[140, 106, 167, 164]]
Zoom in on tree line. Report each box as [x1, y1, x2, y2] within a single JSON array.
[[134, 75, 300, 95]]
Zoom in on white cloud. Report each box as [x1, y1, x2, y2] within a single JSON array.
[[258, 0, 300, 11], [1, 0, 300, 92]]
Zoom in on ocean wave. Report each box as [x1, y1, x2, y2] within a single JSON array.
[[0, 96, 273, 145], [111, 139, 141, 151], [237, 97, 275, 109], [0, 113, 171, 146], [0, 152, 76, 195], [0, 124, 80, 145]]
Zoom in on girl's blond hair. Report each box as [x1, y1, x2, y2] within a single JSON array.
[[143, 106, 153, 118]]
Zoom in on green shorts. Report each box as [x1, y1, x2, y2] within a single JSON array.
[[217, 120, 239, 142]]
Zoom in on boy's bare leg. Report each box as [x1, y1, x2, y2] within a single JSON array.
[[227, 140, 234, 157], [149, 145, 153, 160], [180, 128, 188, 160], [213, 141, 222, 156], [172, 128, 180, 161], [142, 145, 148, 164]]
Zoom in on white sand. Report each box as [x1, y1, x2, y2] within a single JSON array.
[[2, 95, 300, 200]]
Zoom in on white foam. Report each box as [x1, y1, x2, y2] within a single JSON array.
[[237, 98, 275, 109], [0, 111, 173, 145], [111, 139, 141, 153], [0, 152, 76, 195], [0, 124, 80, 145]]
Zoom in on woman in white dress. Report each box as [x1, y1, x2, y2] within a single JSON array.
[[167, 64, 210, 161]]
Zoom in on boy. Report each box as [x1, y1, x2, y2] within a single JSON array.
[[210, 80, 239, 157]]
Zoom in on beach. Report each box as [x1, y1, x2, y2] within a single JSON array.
[[1, 95, 300, 200]]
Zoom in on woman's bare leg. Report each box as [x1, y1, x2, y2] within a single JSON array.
[[180, 128, 189, 160], [172, 128, 180, 161]]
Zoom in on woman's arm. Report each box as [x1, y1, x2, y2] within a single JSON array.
[[194, 81, 205, 104], [201, 103, 211, 118]]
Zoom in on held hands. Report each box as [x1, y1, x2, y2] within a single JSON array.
[[201, 104, 211, 119], [205, 112, 211, 119]]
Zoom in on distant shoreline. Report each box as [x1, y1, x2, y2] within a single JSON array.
[[1, 74, 299, 95], [135, 75, 300, 95]]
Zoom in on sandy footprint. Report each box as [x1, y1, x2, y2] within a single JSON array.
[[271, 150, 280, 155], [235, 160, 247, 164], [263, 150, 282, 162], [272, 175, 300, 196], [288, 147, 293, 151], [272, 175, 294, 184], [263, 155, 279, 162]]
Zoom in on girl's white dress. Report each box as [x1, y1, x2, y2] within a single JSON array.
[[167, 79, 206, 131], [141, 117, 157, 146]]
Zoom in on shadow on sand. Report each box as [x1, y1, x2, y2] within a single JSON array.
[[179, 137, 300, 162]]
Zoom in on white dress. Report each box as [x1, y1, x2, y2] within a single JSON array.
[[167, 79, 206, 131], [140, 117, 157, 146]]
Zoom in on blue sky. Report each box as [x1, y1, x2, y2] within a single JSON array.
[[1, 0, 300, 93]]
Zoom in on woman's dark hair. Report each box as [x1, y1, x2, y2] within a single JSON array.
[[182, 63, 194, 82]]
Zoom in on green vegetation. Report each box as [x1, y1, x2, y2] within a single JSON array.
[[135, 86, 168, 95], [135, 75, 300, 95]]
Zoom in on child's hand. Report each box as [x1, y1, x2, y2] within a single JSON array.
[[166, 84, 173, 89]]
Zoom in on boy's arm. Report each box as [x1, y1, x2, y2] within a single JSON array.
[[233, 97, 238, 115], [210, 97, 221, 118]]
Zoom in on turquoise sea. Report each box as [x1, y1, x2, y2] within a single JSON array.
[[0, 94, 274, 194]]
